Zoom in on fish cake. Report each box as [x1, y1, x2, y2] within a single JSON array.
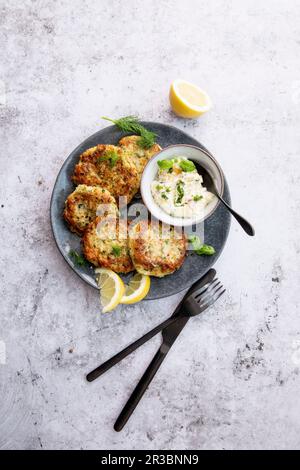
[[118, 135, 161, 181], [128, 220, 186, 277], [82, 216, 134, 273], [63, 185, 118, 235], [72, 144, 139, 205]]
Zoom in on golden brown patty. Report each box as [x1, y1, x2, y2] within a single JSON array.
[[118, 135, 161, 181], [63, 185, 118, 235], [72, 144, 139, 205], [82, 216, 134, 273], [128, 220, 186, 277]]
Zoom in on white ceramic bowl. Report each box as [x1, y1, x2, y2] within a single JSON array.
[[140, 144, 224, 227]]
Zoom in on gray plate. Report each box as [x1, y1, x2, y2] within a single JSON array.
[[50, 122, 231, 300]]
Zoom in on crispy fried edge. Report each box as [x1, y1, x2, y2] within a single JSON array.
[[72, 144, 139, 204], [63, 185, 117, 236]]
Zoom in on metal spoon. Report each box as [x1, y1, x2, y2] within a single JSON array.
[[196, 163, 255, 236]]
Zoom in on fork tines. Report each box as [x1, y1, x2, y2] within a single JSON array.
[[192, 278, 226, 310]]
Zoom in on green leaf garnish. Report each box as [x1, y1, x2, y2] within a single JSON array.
[[102, 115, 141, 133], [175, 180, 185, 205], [69, 250, 86, 266], [188, 234, 203, 251], [157, 159, 174, 170], [98, 149, 119, 168], [161, 193, 168, 200], [157, 157, 195, 172], [193, 195, 203, 201], [102, 116, 157, 149], [112, 245, 121, 257], [188, 235, 215, 256], [179, 159, 196, 172], [138, 128, 157, 149], [196, 244, 215, 256]]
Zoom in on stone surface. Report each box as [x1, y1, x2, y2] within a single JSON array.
[[0, 0, 300, 450]]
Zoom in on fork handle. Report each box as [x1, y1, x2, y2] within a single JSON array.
[[86, 317, 175, 382], [114, 345, 168, 432]]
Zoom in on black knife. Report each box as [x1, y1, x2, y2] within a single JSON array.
[[114, 268, 216, 431]]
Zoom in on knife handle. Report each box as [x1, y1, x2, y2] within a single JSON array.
[[114, 345, 168, 432], [86, 316, 175, 382]]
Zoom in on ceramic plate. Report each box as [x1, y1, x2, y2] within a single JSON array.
[[50, 122, 231, 299]]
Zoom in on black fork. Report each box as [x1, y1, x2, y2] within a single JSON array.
[[86, 269, 225, 430], [87, 273, 225, 383]]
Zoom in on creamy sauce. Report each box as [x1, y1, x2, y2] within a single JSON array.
[[151, 157, 215, 218]]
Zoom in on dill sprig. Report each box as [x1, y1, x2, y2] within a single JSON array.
[[138, 127, 157, 149], [102, 115, 157, 149], [102, 115, 141, 133]]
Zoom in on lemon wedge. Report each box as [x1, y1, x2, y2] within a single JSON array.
[[95, 268, 125, 313], [120, 273, 151, 304], [169, 79, 212, 118]]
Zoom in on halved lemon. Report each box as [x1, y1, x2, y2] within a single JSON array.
[[95, 268, 125, 313], [120, 273, 151, 304], [169, 79, 212, 118]]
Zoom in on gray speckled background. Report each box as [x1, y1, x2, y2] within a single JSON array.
[[1, 0, 300, 450]]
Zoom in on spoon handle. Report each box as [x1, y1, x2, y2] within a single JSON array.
[[218, 195, 255, 236]]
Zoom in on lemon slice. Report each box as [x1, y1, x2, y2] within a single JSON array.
[[95, 268, 125, 313], [120, 273, 151, 304], [169, 79, 212, 118]]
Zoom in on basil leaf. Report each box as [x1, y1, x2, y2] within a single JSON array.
[[188, 235, 215, 256], [157, 159, 174, 170], [188, 234, 202, 251], [195, 244, 215, 256], [179, 159, 196, 172]]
